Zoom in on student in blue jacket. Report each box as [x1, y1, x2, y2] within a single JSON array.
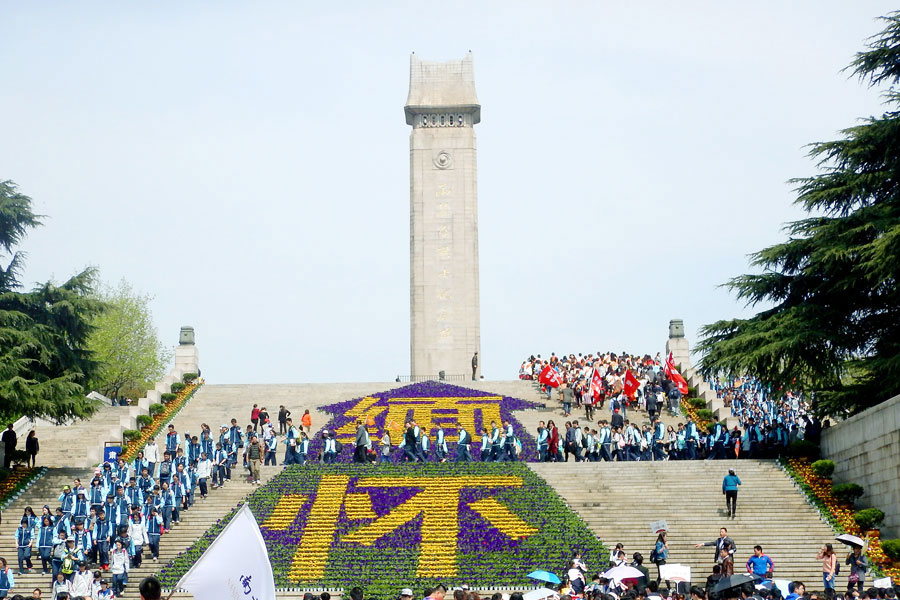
[[723, 468, 742, 518]]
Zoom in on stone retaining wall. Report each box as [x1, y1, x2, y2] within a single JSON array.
[[821, 393, 900, 538]]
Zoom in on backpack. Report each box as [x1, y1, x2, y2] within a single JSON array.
[[61, 553, 75, 575], [650, 547, 658, 563], [159, 462, 171, 477]]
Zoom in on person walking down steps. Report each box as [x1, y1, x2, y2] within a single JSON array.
[[723, 468, 742, 518]]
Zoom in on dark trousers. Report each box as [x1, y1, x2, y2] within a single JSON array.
[[198, 478, 208, 496], [39, 548, 51, 573], [148, 536, 160, 558], [279, 421, 287, 434], [97, 540, 110, 565], [132, 545, 143, 568], [251, 418, 259, 431], [17, 547, 33, 571], [265, 450, 277, 466], [353, 445, 367, 463], [725, 490, 738, 515]]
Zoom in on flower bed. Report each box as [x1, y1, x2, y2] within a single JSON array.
[[780, 457, 899, 583], [120, 382, 202, 461], [309, 381, 542, 462], [159, 463, 607, 596], [0, 467, 47, 511], [680, 396, 713, 430]]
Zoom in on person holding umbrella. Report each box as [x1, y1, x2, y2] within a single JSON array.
[[845, 543, 868, 595]]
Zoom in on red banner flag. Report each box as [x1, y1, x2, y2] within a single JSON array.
[[665, 353, 690, 395], [589, 368, 603, 399], [623, 369, 640, 398], [538, 365, 561, 388]]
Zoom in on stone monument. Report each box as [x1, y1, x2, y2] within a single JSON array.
[[405, 52, 482, 379]]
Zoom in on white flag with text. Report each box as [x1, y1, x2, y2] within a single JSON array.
[[176, 504, 275, 600]]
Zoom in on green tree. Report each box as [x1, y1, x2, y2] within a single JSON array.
[[87, 280, 171, 399], [0, 180, 104, 423], [698, 13, 900, 417]]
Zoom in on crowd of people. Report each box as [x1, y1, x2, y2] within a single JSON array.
[[0, 403, 311, 599], [519, 352, 820, 463]]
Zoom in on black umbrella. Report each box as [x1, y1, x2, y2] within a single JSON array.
[[711, 574, 762, 594]]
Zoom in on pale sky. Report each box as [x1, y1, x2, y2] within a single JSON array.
[[2, 2, 895, 383]]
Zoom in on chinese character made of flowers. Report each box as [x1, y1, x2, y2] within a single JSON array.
[[333, 396, 504, 443], [270, 474, 537, 581]]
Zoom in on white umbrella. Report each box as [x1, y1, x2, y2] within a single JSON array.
[[523, 588, 560, 600], [603, 566, 645, 580], [836, 534, 865, 548]]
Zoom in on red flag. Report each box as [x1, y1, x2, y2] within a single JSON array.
[[623, 369, 640, 398], [538, 365, 561, 388], [590, 368, 603, 399], [665, 353, 690, 395]]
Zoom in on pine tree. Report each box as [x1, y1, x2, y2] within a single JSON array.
[[0, 180, 104, 423], [698, 13, 900, 417]]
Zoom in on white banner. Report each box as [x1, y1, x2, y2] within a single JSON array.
[[659, 563, 690, 582], [649, 520, 668, 533], [176, 504, 275, 600], [873, 577, 892, 588]]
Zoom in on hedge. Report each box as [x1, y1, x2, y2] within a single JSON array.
[[787, 440, 820, 459], [123, 429, 141, 442], [853, 508, 885, 531], [182, 372, 198, 382], [149, 403, 165, 416], [687, 397, 707, 409], [136, 414, 153, 428], [160, 393, 177, 403], [811, 460, 835, 479], [880, 538, 900, 560], [832, 483, 865, 504], [171, 382, 186, 393]]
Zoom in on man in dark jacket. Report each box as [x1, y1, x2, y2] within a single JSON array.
[[354, 421, 369, 463], [2, 424, 17, 469], [695, 527, 736, 565]]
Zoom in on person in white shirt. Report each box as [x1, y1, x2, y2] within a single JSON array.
[[71, 561, 93, 597], [144, 439, 160, 476], [195, 453, 212, 498]]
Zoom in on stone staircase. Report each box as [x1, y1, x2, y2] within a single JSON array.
[[29, 404, 144, 468], [529, 459, 836, 587], [0, 380, 843, 598]]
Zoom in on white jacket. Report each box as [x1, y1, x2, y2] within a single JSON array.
[[196, 458, 212, 479], [71, 569, 93, 596], [144, 442, 159, 463], [129, 519, 148, 546], [110, 548, 129, 575]]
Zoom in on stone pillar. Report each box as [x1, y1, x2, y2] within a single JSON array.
[[406, 53, 482, 379], [174, 325, 199, 377], [665, 319, 691, 370]]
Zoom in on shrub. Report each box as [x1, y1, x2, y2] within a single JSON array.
[[136, 414, 153, 428], [149, 403, 165, 416], [160, 393, 177, 403], [10, 449, 31, 468], [832, 483, 865, 504], [853, 508, 885, 531], [687, 397, 707, 409], [787, 440, 820, 459], [182, 372, 198, 383], [122, 429, 141, 442], [811, 460, 835, 479], [696, 408, 714, 422], [881, 539, 900, 560], [170, 382, 186, 393]]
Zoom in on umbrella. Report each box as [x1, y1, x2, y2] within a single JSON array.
[[711, 574, 761, 594], [527, 570, 562, 585], [836, 534, 865, 548], [603, 566, 646, 581], [524, 589, 560, 600]]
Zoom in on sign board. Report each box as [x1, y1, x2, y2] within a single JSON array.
[[659, 564, 690, 582], [873, 578, 892, 588], [103, 445, 121, 463], [650, 520, 668, 533]]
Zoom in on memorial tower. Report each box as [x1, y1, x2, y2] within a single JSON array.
[[405, 52, 482, 379]]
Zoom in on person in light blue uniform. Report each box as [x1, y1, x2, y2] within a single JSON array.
[[37, 515, 55, 574], [145, 506, 163, 561], [298, 432, 310, 465], [58, 486, 75, 519], [15, 517, 34, 574], [722, 468, 742, 518], [480, 427, 491, 461], [456, 426, 472, 462], [652, 418, 666, 461], [490, 422, 502, 462], [536, 422, 549, 462], [503, 421, 516, 461], [435, 427, 448, 462], [0, 557, 15, 598], [159, 482, 175, 530], [265, 432, 278, 466]]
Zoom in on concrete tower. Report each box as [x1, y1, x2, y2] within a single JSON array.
[[405, 52, 482, 379]]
